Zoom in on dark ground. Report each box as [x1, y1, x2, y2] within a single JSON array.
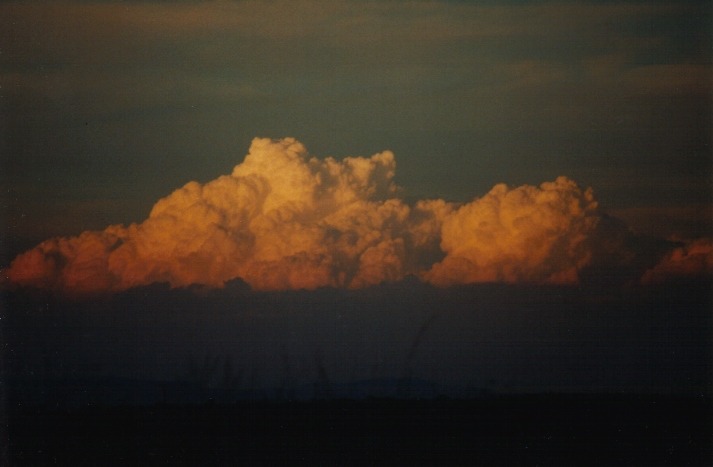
[[6, 394, 712, 466]]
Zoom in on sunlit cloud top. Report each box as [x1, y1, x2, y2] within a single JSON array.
[[6, 137, 711, 296]]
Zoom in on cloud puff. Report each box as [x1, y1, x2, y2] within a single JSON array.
[[424, 177, 599, 286], [6, 137, 711, 295], [641, 238, 713, 284], [8, 138, 432, 294]]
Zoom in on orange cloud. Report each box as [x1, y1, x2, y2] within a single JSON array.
[[7, 137, 711, 296], [641, 238, 713, 284], [423, 177, 599, 286], [8, 138, 423, 294]]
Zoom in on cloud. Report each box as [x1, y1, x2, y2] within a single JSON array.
[[641, 238, 713, 284], [424, 177, 599, 286], [6, 137, 711, 295], [7, 138, 422, 293]]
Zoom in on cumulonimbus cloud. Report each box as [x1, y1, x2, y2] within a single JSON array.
[[6, 137, 711, 295]]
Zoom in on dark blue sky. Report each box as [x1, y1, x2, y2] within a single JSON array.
[[2, 0, 711, 266]]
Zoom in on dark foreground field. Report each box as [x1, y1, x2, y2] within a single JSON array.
[[7, 394, 711, 466]]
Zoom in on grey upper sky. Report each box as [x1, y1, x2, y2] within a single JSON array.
[[2, 0, 711, 265]]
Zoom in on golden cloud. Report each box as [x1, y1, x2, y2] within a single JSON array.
[[7, 137, 711, 295]]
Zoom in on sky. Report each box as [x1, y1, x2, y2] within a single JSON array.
[[1, 0, 712, 400], [2, 0, 711, 266]]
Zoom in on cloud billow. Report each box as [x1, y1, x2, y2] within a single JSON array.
[[6, 137, 711, 295]]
